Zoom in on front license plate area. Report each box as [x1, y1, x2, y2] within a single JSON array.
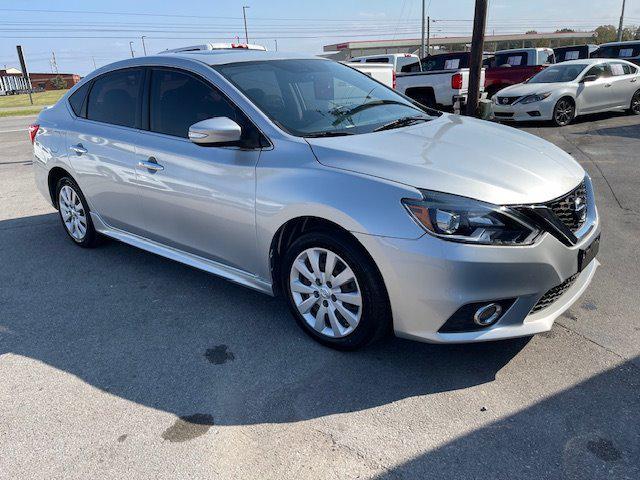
[[578, 234, 600, 272]]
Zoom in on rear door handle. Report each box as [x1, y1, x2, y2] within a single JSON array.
[[138, 158, 164, 172], [604, 83, 612, 87], [70, 144, 87, 155], [631, 78, 638, 83]]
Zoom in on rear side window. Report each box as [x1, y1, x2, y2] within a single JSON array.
[[86, 68, 143, 128], [68, 81, 91, 117], [149, 69, 241, 138], [365, 57, 389, 63]]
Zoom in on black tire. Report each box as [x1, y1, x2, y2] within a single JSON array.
[[629, 90, 640, 115], [281, 231, 391, 350], [55, 176, 100, 248], [552, 97, 575, 127]]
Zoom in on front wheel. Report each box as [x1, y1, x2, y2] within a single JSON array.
[[629, 90, 640, 115], [282, 231, 391, 350], [552, 98, 575, 127]]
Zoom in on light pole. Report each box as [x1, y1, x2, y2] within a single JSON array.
[[129, 41, 135, 58], [242, 6, 250, 43], [420, 0, 425, 58], [141, 36, 147, 56], [466, 0, 488, 117], [617, 0, 627, 42], [274, 39, 278, 51]]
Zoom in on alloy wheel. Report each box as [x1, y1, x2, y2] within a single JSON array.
[[59, 185, 87, 241], [289, 247, 362, 338], [554, 99, 574, 126]]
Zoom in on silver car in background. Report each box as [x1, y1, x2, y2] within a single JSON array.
[[493, 58, 640, 126], [31, 50, 600, 349]]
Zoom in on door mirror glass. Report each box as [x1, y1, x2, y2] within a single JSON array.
[[188, 117, 242, 145], [581, 74, 598, 83]]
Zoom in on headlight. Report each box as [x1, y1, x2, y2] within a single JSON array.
[[402, 191, 541, 245], [517, 92, 552, 104]]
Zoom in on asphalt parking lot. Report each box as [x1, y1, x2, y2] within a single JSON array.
[[0, 113, 638, 479]]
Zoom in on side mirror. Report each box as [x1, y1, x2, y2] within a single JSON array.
[[188, 117, 242, 145], [581, 74, 598, 83]]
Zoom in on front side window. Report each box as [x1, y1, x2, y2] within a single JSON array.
[[149, 69, 240, 138], [215, 59, 438, 137], [527, 64, 588, 83], [584, 64, 612, 79], [86, 68, 143, 128]]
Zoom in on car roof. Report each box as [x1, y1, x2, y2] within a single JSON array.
[[161, 50, 323, 65]]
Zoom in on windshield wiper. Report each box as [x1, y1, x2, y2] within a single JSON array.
[[304, 131, 355, 138], [373, 116, 431, 132], [330, 99, 414, 126]]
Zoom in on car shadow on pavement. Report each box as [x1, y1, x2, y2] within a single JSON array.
[[373, 358, 640, 479], [1, 213, 529, 426]]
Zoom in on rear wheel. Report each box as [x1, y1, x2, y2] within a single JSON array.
[[56, 177, 100, 247], [282, 231, 390, 350], [552, 97, 575, 126], [629, 90, 640, 115]]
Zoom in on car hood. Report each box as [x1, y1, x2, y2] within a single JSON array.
[[498, 82, 565, 97], [306, 114, 584, 205]]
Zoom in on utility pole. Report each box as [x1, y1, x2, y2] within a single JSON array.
[[426, 16, 430, 56], [129, 41, 135, 58], [141, 36, 147, 56], [420, 0, 426, 58], [16, 46, 33, 105], [466, 0, 488, 116], [617, 0, 626, 42], [242, 6, 250, 43]]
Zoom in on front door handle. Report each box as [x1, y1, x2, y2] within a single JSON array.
[[631, 78, 638, 83], [70, 144, 87, 155], [604, 83, 612, 87], [138, 158, 164, 172]]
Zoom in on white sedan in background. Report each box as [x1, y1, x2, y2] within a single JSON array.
[[493, 59, 640, 126]]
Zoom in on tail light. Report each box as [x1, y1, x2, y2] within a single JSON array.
[[451, 73, 463, 90], [28, 124, 40, 144], [392, 69, 397, 89]]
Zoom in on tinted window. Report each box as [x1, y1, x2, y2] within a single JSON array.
[[365, 57, 389, 63], [149, 69, 240, 138], [68, 81, 91, 117], [593, 43, 640, 59], [494, 52, 528, 67], [423, 54, 470, 71], [87, 69, 142, 127], [401, 61, 421, 73]]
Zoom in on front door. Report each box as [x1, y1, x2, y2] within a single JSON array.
[[577, 63, 616, 113], [134, 67, 262, 274]]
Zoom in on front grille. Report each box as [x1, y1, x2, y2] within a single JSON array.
[[547, 181, 587, 233], [496, 96, 520, 105], [530, 273, 579, 314]]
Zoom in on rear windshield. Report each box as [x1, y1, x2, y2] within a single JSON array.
[[593, 43, 640, 59], [555, 46, 588, 62], [494, 52, 528, 67], [422, 54, 470, 71]]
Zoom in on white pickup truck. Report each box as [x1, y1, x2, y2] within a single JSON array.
[[395, 56, 485, 110], [344, 62, 396, 89]]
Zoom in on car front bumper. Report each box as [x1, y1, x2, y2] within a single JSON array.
[[353, 207, 600, 344], [492, 98, 556, 122]]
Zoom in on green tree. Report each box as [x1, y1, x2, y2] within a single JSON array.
[[50, 75, 66, 90]]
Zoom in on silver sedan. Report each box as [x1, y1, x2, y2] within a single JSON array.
[[31, 50, 600, 349], [493, 58, 640, 126]]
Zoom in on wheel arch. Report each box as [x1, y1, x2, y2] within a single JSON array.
[[47, 166, 75, 208]]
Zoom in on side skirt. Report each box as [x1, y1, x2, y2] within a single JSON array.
[[91, 212, 274, 296]]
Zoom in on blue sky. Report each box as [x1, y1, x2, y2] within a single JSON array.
[[1, 0, 638, 75]]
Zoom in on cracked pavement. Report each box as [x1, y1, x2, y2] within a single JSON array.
[[0, 113, 638, 479]]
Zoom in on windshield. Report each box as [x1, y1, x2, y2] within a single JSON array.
[[527, 64, 588, 83], [214, 59, 438, 137]]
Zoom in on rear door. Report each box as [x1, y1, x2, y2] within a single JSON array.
[[66, 67, 145, 234], [133, 67, 262, 273], [609, 62, 639, 107]]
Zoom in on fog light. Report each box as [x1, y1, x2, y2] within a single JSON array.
[[473, 303, 503, 326], [527, 111, 541, 117]]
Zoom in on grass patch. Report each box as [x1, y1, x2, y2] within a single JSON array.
[[0, 107, 44, 118], [0, 89, 68, 108]]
